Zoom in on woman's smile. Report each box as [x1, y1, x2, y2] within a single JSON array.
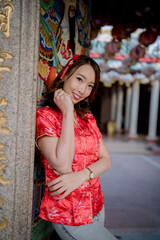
[[72, 92, 81, 101], [63, 64, 95, 104]]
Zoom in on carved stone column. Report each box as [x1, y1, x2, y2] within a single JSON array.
[[146, 80, 160, 142], [0, 1, 40, 239], [111, 85, 117, 122], [128, 81, 140, 140], [115, 85, 124, 133], [124, 86, 132, 133]]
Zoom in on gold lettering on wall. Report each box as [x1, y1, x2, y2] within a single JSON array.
[[0, 144, 6, 164], [0, 197, 4, 206], [0, 97, 8, 106], [0, 50, 13, 77], [0, 155, 6, 161], [0, 3, 13, 38], [0, 217, 8, 230], [0, 1, 13, 230], [0, 163, 5, 174], [0, 198, 8, 229], [0, 110, 10, 134], [0, 142, 4, 148], [0, 176, 10, 184], [0, 148, 10, 185], [0, 153, 10, 185], [0, 49, 13, 62], [0, 49, 13, 84]]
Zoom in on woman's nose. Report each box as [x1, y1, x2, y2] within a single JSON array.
[[78, 84, 86, 94]]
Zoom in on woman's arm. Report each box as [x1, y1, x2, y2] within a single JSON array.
[[83, 138, 112, 178], [47, 138, 112, 199], [38, 89, 75, 174]]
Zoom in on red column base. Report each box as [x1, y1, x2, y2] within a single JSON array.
[[146, 136, 158, 143], [128, 134, 138, 140]]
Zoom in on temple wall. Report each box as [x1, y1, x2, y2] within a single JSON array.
[[0, 1, 40, 239]]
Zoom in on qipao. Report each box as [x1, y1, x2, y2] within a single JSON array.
[[36, 106, 104, 226]]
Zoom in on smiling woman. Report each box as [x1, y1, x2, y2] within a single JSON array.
[[63, 64, 95, 104], [42, 55, 100, 120], [35, 55, 117, 240]]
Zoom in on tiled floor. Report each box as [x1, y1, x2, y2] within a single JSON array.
[[100, 135, 160, 240]]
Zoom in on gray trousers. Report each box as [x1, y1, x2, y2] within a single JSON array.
[[52, 205, 117, 240]]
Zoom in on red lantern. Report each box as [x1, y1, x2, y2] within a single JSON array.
[[129, 45, 145, 60], [112, 24, 129, 41], [105, 39, 121, 56], [139, 30, 158, 47]]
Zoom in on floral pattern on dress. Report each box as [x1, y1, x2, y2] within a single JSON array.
[[36, 106, 104, 226]]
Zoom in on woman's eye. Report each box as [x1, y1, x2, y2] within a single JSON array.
[[77, 77, 82, 82], [88, 85, 94, 89]]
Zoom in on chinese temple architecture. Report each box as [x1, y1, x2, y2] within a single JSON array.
[[90, 0, 160, 142]]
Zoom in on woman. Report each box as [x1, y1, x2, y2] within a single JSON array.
[[36, 55, 117, 240]]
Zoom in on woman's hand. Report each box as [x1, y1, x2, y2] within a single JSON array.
[[54, 89, 73, 114], [47, 170, 88, 200]]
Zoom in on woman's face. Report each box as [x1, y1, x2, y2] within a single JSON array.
[[63, 64, 95, 104]]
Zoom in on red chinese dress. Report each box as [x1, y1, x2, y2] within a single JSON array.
[[36, 106, 104, 226]]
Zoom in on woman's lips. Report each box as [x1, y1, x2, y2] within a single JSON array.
[[73, 93, 81, 101]]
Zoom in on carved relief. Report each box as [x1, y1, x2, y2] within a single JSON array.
[[0, 197, 4, 206], [0, 217, 8, 230], [0, 3, 13, 38], [0, 110, 10, 134], [0, 155, 6, 161], [0, 1, 13, 231], [0, 49, 13, 62], [0, 49, 13, 84], [0, 142, 4, 148], [0, 97, 8, 106], [0, 176, 10, 184]]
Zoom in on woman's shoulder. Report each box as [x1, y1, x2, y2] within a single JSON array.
[[36, 106, 61, 119]]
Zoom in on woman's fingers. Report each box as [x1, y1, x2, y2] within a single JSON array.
[[49, 181, 62, 192], [50, 186, 66, 196], [54, 89, 64, 99], [58, 190, 70, 200], [47, 177, 61, 187], [47, 171, 85, 200], [54, 89, 72, 111], [54, 89, 62, 97]]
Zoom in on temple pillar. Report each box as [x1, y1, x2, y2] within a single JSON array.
[[111, 85, 117, 122], [146, 80, 160, 142], [115, 85, 124, 133], [0, 1, 40, 239], [124, 86, 132, 133], [128, 81, 140, 140]]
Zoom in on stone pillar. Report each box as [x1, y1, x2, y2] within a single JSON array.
[[146, 80, 160, 142], [115, 85, 124, 133], [0, 1, 40, 240], [124, 86, 132, 133], [111, 85, 117, 122], [128, 81, 140, 139]]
